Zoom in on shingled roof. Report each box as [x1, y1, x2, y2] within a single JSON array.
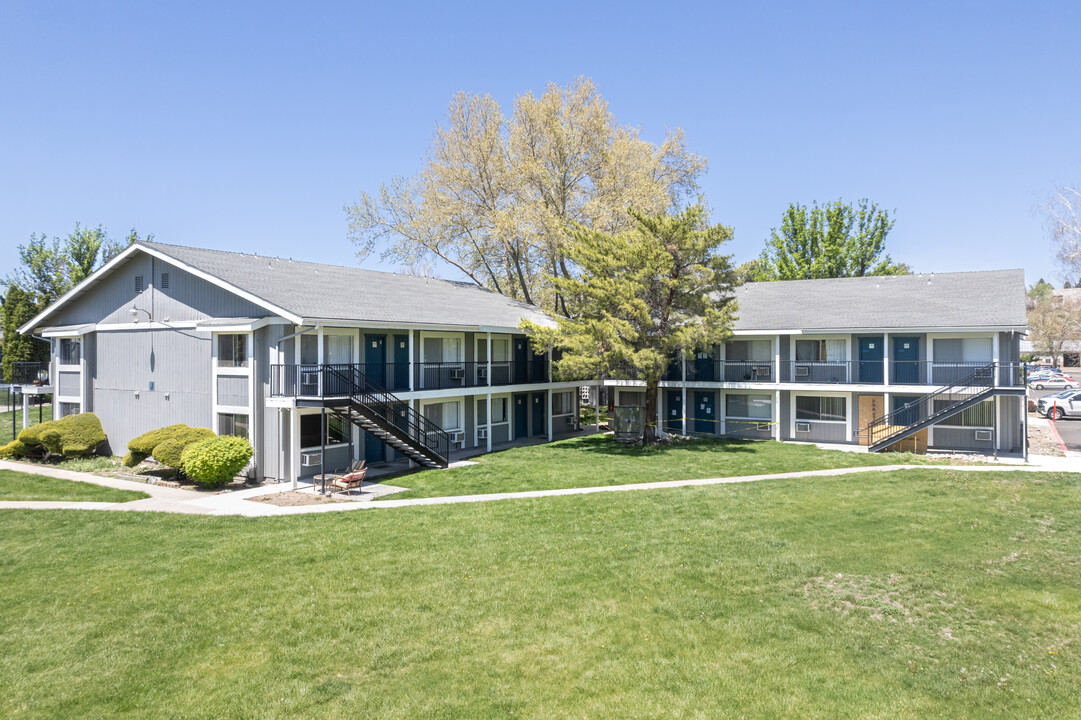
[[138, 241, 554, 329], [731, 269, 1027, 332]]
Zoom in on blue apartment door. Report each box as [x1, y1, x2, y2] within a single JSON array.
[[858, 337, 883, 384], [892, 394, 921, 427], [893, 337, 919, 384], [694, 391, 714, 434], [694, 351, 715, 381], [365, 335, 386, 386], [513, 339, 528, 383], [665, 390, 683, 433], [392, 335, 409, 390], [364, 429, 385, 464], [532, 392, 546, 436], [513, 394, 529, 439]]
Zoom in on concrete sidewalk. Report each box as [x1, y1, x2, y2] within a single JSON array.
[[1, 454, 1078, 517]]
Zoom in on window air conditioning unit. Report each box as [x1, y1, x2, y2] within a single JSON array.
[[477, 427, 488, 440], [795, 365, 810, 378], [301, 451, 322, 467], [450, 431, 465, 445], [974, 429, 992, 442], [755, 422, 771, 431], [754, 365, 772, 378], [300, 371, 320, 386], [795, 421, 811, 433]]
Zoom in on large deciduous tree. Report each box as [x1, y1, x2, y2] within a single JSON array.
[[522, 204, 736, 444], [345, 77, 706, 314], [754, 199, 906, 281], [1028, 294, 1081, 368], [1041, 185, 1081, 285], [1, 285, 48, 382]]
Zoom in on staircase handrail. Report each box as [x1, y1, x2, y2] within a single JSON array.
[[322, 363, 450, 466], [857, 362, 996, 446]]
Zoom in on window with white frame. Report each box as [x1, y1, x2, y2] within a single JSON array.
[[218, 413, 249, 439], [423, 336, 463, 363], [477, 337, 509, 362], [932, 338, 992, 363], [726, 394, 772, 419], [59, 402, 80, 417], [618, 391, 645, 406], [300, 334, 319, 364], [795, 396, 847, 422], [424, 401, 462, 431], [726, 339, 772, 361], [324, 334, 353, 365], [795, 339, 846, 362], [217, 334, 248, 368], [476, 397, 509, 425], [932, 398, 993, 427], [59, 337, 81, 365], [300, 414, 347, 448], [552, 391, 575, 415]]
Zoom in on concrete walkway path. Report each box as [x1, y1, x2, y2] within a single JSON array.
[[1, 454, 1078, 517]]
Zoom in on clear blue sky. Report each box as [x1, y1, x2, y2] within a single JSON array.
[[3, 0, 1079, 287]]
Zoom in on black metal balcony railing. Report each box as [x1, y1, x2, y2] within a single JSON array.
[[270, 360, 552, 397], [652, 359, 1025, 387], [10, 361, 49, 385]]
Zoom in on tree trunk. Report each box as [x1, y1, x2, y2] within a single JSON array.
[[643, 380, 658, 445]]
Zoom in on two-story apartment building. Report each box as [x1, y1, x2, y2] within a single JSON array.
[[606, 270, 1029, 455], [18, 241, 587, 481]]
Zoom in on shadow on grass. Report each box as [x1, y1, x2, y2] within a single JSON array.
[[544, 434, 757, 457]]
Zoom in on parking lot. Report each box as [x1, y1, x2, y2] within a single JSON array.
[[1030, 387, 1081, 453]]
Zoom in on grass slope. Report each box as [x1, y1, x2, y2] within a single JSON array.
[[0, 469, 147, 502], [388, 435, 945, 498], [2, 469, 1079, 718]]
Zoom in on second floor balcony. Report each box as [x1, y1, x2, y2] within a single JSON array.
[[270, 359, 553, 397], [660, 359, 1023, 387], [9, 361, 50, 386]]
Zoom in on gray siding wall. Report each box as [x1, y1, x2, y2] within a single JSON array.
[[256, 324, 288, 479], [91, 328, 213, 453], [52, 252, 267, 326], [998, 395, 1023, 453], [930, 426, 994, 452], [793, 421, 848, 443], [83, 333, 96, 411], [57, 371, 80, 397]]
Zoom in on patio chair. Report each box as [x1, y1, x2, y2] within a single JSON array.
[[331, 460, 367, 496]]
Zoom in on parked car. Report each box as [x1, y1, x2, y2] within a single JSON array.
[[1030, 374, 1078, 390], [1027, 368, 1067, 382], [1037, 389, 1081, 420]]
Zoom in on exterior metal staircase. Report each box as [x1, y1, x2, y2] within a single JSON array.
[[323, 364, 450, 469], [859, 363, 997, 452]]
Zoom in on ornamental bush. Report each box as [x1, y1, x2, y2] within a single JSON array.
[[0, 439, 31, 458], [124, 424, 214, 470], [180, 435, 253, 487], [15, 413, 107, 459], [152, 427, 215, 469]]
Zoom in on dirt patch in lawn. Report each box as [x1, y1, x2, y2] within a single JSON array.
[[253, 491, 350, 507]]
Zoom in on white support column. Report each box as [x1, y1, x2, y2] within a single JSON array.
[[290, 409, 301, 490], [21, 392, 30, 430], [1021, 395, 1028, 461], [774, 335, 781, 384], [408, 398, 416, 468], [408, 331, 415, 391], [486, 331, 492, 388], [994, 394, 1001, 454], [845, 391, 854, 443], [992, 332, 1000, 386], [486, 393, 493, 452], [681, 386, 688, 436], [883, 333, 890, 386], [316, 325, 324, 395], [594, 384, 601, 432], [773, 389, 781, 440], [547, 389, 553, 441]]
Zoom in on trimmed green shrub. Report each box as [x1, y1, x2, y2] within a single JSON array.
[[0, 440, 30, 458], [15, 413, 107, 459], [181, 435, 253, 487], [127, 424, 189, 456], [152, 427, 215, 469], [122, 451, 141, 467]]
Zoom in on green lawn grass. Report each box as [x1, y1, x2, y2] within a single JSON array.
[[2, 468, 1078, 718], [0, 469, 147, 502], [387, 434, 948, 498], [0, 402, 53, 442]]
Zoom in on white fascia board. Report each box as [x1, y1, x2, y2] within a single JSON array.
[[18, 243, 144, 334], [194, 317, 285, 333], [732, 325, 1025, 336], [300, 318, 484, 332], [136, 245, 303, 324], [18, 244, 304, 334]]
